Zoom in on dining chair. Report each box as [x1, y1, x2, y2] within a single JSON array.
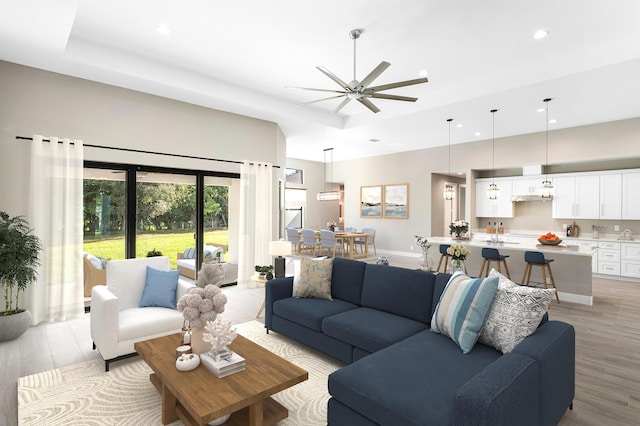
[[341, 227, 356, 252], [319, 230, 343, 257], [286, 228, 301, 253], [355, 228, 376, 256], [300, 229, 320, 255]]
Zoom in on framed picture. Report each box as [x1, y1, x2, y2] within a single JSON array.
[[285, 168, 303, 184], [383, 184, 409, 219], [360, 185, 382, 218]]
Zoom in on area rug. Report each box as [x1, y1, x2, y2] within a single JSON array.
[[18, 321, 343, 425]]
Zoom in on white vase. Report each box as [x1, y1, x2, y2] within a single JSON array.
[[419, 248, 434, 271], [190, 327, 212, 355]]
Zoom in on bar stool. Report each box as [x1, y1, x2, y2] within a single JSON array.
[[522, 251, 560, 303], [479, 248, 511, 279], [436, 244, 451, 273]]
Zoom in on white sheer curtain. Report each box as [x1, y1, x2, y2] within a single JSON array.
[[27, 135, 84, 324], [238, 161, 273, 288]]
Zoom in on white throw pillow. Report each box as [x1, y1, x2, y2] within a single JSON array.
[[478, 269, 555, 353]]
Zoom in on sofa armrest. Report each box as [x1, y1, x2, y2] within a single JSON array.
[[264, 277, 293, 329], [454, 352, 539, 426], [512, 320, 575, 425], [177, 279, 195, 301], [90, 285, 120, 360]]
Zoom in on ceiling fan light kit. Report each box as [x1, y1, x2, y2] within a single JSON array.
[[291, 28, 428, 113]]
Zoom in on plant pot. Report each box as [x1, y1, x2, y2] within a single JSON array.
[[266, 272, 274, 280], [0, 309, 31, 342]]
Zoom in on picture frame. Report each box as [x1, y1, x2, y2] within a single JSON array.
[[383, 184, 409, 219], [360, 185, 382, 218]]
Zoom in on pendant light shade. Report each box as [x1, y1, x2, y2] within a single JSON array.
[[487, 109, 500, 199], [316, 148, 341, 201], [443, 118, 456, 200], [539, 98, 554, 198]]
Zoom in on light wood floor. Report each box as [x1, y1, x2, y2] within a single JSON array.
[[1, 256, 639, 425]]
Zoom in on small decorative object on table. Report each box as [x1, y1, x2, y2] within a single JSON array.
[[254, 265, 273, 280], [538, 232, 562, 246], [446, 244, 471, 272], [327, 220, 337, 232], [414, 235, 434, 271], [176, 353, 200, 371], [376, 256, 390, 266], [177, 284, 228, 354], [202, 315, 237, 361], [449, 220, 469, 239]]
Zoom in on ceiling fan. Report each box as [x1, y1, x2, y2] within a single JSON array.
[[288, 29, 429, 114]]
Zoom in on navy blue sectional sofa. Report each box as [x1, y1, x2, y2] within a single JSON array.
[[264, 257, 575, 425]]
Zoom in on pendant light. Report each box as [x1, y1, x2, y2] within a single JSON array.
[[487, 109, 500, 199], [317, 148, 341, 201], [443, 118, 456, 200], [540, 98, 554, 198]]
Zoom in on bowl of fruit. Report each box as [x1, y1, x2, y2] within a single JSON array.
[[538, 232, 562, 245]]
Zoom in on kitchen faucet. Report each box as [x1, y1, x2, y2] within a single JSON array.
[[623, 229, 632, 239]]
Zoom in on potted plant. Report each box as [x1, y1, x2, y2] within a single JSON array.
[[254, 265, 274, 280], [146, 248, 163, 257], [0, 211, 42, 341]]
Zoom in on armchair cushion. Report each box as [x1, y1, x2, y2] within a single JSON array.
[[106, 256, 171, 310], [139, 267, 180, 308]]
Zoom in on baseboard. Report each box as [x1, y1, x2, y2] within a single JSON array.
[[557, 292, 593, 305]]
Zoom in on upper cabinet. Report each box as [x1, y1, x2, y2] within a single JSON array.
[[622, 171, 640, 219], [599, 173, 622, 219], [552, 175, 599, 219], [512, 177, 542, 195], [475, 178, 514, 218]]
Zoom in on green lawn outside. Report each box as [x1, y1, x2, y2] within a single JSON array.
[[83, 229, 229, 269]]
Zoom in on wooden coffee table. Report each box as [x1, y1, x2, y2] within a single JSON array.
[[135, 333, 308, 426]]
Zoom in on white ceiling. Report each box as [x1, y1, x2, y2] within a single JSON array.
[[2, 0, 640, 162]]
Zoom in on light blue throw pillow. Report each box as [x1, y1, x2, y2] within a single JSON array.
[[182, 247, 196, 259], [431, 271, 499, 354], [139, 267, 180, 309]]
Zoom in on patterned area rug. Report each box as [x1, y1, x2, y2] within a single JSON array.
[[18, 321, 343, 425]]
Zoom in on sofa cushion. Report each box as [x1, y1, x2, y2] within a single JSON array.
[[106, 256, 171, 311], [297, 256, 334, 300], [139, 267, 180, 308], [431, 272, 499, 354], [479, 269, 555, 353], [118, 306, 185, 342], [328, 330, 501, 426], [323, 307, 428, 353], [360, 264, 435, 323], [331, 257, 367, 305], [273, 297, 358, 332]]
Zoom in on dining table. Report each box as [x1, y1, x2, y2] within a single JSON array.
[[297, 229, 373, 259]]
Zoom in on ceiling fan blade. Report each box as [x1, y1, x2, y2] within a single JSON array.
[[367, 77, 429, 93], [357, 97, 380, 113], [369, 93, 419, 102], [317, 66, 351, 91], [333, 98, 351, 114], [286, 85, 346, 94], [298, 94, 346, 105], [357, 61, 390, 90]]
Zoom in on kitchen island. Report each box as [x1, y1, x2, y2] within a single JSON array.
[[429, 236, 597, 305]]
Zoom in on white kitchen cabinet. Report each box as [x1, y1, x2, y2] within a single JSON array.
[[597, 241, 620, 276], [572, 240, 598, 274], [552, 175, 599, 219], [621, 242, 640, 278], [512, 178, 542, 195], [475, 179, 513, 218], [599, 173, 622, 219], [622, 172, 640, 220]]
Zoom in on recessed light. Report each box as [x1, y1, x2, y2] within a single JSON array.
[[549, 119, 557, 124], [156, 25, 171, 35], [537, 108, 546, 113], [419, 69, 429, 77], [456, 123, 463, 128], [474, 132, 481, 136], [533, 29, 548, 40]]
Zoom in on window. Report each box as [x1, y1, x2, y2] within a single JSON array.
[[286, 168, 303, 184]]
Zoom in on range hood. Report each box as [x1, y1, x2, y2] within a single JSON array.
[[511, 193, 553, 202]]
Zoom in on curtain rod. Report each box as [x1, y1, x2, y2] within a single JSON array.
[[15, 136, 279, 168]]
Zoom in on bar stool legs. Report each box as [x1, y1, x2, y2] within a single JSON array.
[[522, 251, 560, 303], [479, 248, 511, 279], [436, 244, 451, 273]]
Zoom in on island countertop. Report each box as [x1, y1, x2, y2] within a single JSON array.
[[428, 237, 597, 257], [428, 236, 595, 305]]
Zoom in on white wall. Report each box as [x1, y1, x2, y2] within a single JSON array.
[[0, 61, 283, 244]]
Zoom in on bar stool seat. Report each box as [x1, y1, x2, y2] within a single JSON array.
[[436, 244, 451, 273], [522, 251, 560, 303], [479, 248, 511, 279]]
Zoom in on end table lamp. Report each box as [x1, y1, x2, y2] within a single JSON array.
[[269, 240, 292, 278]]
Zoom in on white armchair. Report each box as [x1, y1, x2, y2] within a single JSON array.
[[90, 256, 193, 371]]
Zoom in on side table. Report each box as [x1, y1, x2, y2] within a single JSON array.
[[251, 275, 269, 318]]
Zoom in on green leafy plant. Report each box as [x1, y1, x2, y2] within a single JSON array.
[[146, 248, 163, 257], [0, 211, 42, 315], [254, 265, 273, 274]]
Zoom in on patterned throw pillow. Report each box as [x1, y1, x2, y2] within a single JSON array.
[[182, 247, 196, 259], [296, 256, 334, 300], [431, 271, 499, 354], [478, 269, 555, 353]]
